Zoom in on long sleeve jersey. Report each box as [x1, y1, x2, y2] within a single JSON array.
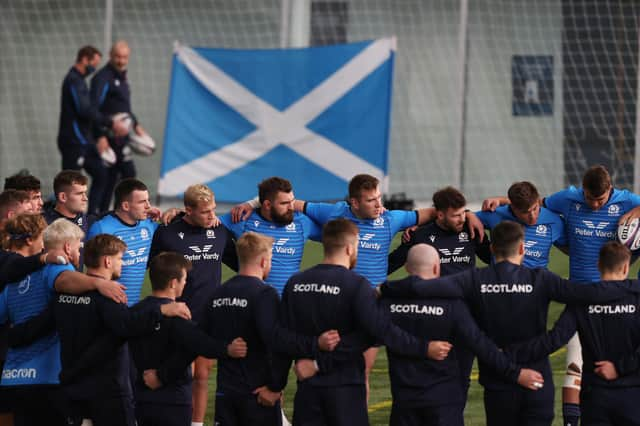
[[128, 296, 230, 405], [57, 67, 112, 150], [279, 264, 429, 388], [508, 280, 640, 389], [201, 275, 320, 395], [53, 289, 163, 399], [380, 261, 632, 390], [381, 275, 521, 407]]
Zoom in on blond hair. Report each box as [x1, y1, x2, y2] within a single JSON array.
[[184, 184, 214, 208], [43, 218, 85, 250], [236, 232, 273, 267]]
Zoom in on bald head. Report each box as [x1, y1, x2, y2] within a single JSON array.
[[405, 244, 440, 279], [110, 40, 130, 72]]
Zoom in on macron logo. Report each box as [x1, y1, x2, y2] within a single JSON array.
[[273, 238, 295, 255], [3, 368, 36, 380]]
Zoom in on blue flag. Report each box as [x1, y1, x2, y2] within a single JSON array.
[[158, 39, 396, 202]]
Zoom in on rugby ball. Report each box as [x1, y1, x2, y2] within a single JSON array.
[[128, 129, 156, 156], [618, 218, 640, 251], [100, 146, 117, 167], [112, 112, 156, 156]]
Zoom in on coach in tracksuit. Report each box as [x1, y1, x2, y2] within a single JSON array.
[[380, 221, 634, 426], [91, 40, 147, 213], [382, 244, 543, 426], [58, 46, 127, 212], [507, 241, 640, 425], [279, 219, 454, 426], [54, 234, 192, 426]]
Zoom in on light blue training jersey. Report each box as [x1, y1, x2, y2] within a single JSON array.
[[545, 187, 640, 282], [304, 201, 418, 285], [0, 263, 74, 385], [87, 213, 158, 305], [475, 205, 566, 269], [220, 212, 321, 295]]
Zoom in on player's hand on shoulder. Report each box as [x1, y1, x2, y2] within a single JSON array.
[[402, 226, 417, 243], [427, 340, 452, 361], [294, 359, 319, 381], [227, 337, 247, 358], [143, 369, 162, 390], [594, 360, 618, 380], [160, 207, 182, 225], [160, 302, 191, 320], [41, 249, 69, 265], [465, 211, 485, 242], [95, 279, 128, 304], [517, 368, 544, 390], [253, 386, 282, 407], [481, 197, 507, 212], [318, 329, 340, 351], [147, 206, 162, 221], [231, 202, 254, 223]]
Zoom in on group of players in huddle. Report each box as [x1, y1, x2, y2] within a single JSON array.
[[0, 165, 639, 426]]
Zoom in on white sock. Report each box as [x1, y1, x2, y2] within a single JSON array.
[[191, 423, 204, 426]]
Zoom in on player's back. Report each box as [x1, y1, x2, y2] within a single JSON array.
[[203, 275, 277, 395], [54, 289, 130, 397], [571, 282, 640, 388], [281, 263, 374, 385], [129, 296, 192, 405], [380, 282, 465, 406]]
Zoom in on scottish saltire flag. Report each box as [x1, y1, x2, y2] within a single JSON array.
[[158, 38, 396, 202]]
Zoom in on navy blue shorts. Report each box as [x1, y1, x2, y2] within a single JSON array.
[[293, 382, 368, 426], [390, 402, 464, 426], [214, 391, 281, 426], [483, 384, 554, 426], [581, 385, 640, 425], [136, 402, 191, 426]]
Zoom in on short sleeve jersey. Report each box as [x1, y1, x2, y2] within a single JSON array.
[[544, 187, 640, 282], [305, 201, 418, 285], [87, 213, 158, 304], [475, 205, 566, 269], [0, 263, 73, 385], [220, 212, 321, 295]]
